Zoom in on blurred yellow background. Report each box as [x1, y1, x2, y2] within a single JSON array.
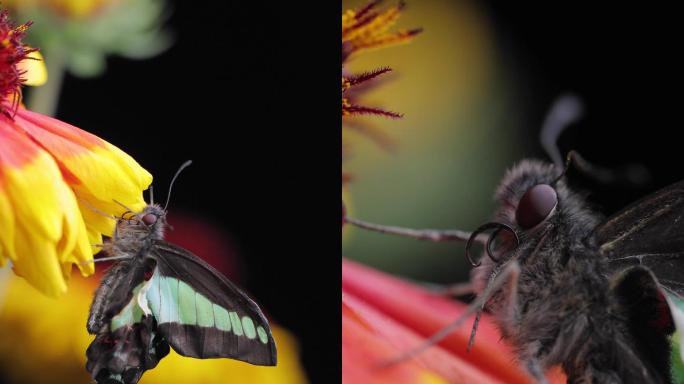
[[342, 0, 532, 284], [0, 273, 307, 384]]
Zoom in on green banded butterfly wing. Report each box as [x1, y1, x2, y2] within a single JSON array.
[[144, 239, 277, 366]]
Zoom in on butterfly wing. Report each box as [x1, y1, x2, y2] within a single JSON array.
[[86, 268, 170, 384], [589, 180, 684, 380], [143, 239, 277, 366], [591, 179, 684, 297]]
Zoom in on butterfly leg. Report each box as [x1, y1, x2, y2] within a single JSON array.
[[416, 280, 474, 298], [499, 257, 521, 327], [467, 260, 520, 350], [525, 359, 549, 384], [381, 260, 520, 366]]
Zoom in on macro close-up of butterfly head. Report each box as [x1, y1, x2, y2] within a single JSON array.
[[85, 162, 277, 384], [345, 95, 684, 384]]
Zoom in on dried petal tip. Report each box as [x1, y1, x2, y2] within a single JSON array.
[[342, 67, 403, 119], [0, 9, 35, 117]]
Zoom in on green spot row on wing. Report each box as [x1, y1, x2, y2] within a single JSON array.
[[229, 311, 243, 336], [196, 293, 215, 327], [214, 304, 231, 331], [242, 316, 256, 339], [257, 326, 269, 344], [178, 281, 197, 325], [143, 269, 269, 344]]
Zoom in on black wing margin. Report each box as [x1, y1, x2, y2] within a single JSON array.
[[592, 179, 684, 297], [149, 239, 277, 366]]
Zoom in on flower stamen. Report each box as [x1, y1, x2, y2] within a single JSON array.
[[0, 10, 36, 118]]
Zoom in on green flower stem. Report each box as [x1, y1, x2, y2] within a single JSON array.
[[27, 47, 66, 117]]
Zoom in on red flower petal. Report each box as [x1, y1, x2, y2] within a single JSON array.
[[344, 291, 505, 383], [342, 258, 567, 384]]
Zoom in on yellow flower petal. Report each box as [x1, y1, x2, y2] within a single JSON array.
[[1, 147, 88, 296], [18, 50, 48, 87], [1, 108, 142, 297], [1, 10, 149, 297], [0, 273, 309, 384], [14, 107, 153, 245], [0, 184, 15, 267]]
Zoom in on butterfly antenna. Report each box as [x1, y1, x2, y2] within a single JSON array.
[[164, 160, 193, 211], [77, 197, 117, 221], [113, 199, 135, 214], [149, 185, 155, 205], [81, 255, 133, 265], [539, 93, 584, 168]]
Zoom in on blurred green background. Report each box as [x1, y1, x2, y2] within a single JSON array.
[[342, 0, 533, 284]]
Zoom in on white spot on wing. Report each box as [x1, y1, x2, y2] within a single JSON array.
[[137, 269, 158, 317]]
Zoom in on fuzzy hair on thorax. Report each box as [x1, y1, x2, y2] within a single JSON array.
[[469, 159, 670, 383]]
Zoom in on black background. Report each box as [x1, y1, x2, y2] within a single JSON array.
[[48, 1, 340, 382], [480, 1, 684, 213], [15, 1, 684, 382]]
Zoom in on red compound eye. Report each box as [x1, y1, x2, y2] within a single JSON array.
[[515, 184, 558, 229], [142, 213, 158, 225]]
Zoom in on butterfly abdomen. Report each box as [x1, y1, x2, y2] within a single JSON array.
[[86, 316, 169, 384], [88, 260, 137, 334]]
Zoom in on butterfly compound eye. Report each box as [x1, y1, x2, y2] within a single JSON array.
[[515, 184, 558, 229], [142, 213, 158, 226]]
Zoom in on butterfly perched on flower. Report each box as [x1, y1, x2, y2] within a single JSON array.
[[85, 163, 277, 384]]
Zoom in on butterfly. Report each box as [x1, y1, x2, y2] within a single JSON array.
[[85, 166, 277, 384], [344, 95, 683, 382]]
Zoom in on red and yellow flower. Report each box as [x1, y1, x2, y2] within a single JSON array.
[[0, 8, 151, 297]]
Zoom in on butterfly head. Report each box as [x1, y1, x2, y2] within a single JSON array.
[[138, 204, 167, 238], [113, 160, 191, 247], [116, 204, 167, 242]]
